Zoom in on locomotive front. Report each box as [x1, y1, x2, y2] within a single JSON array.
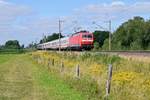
[[80, 32, 94, 50]]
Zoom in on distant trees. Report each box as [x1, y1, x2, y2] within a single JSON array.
[[0, 40, 25, 54], [0, 45, 2, 49], [93, 31, 109, 50], [102, 16, 150, 50], [5, 40, 21, 49], [40, 33, 64, 43], [0, 45, 3, 50], [27, 42, 37, 49]]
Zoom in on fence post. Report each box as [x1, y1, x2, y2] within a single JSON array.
[[52, 59, 54, 66], [106, 64, 113, 98], [48, 58, 51, 70], [76, 64, 80, 78], [60, 62, 64, 72]]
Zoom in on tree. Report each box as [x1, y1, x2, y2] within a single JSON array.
[[40, 33, 64, 43], [21, 44, 25, 49], [111, 16, 150, 50], [5, 40, 21, 49], [27, 42, 37, 49], [0, 45, 5, 49], [93, 31, 109, 48], [102, 39, 109, 50]]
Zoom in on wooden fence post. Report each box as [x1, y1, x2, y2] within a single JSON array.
[[76, 64, 80, 78], [48, 58, 51, 70], [106, 64, 113, 98], [52, 59, 54, 66], [60, 62, 64, 72]]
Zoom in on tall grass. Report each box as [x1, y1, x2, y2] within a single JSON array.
[[32, 51, 150, 100]]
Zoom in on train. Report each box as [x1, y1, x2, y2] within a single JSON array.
[[37, 31, 94, 50]]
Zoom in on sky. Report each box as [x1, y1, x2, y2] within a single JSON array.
[[0, 0, 150, 46]]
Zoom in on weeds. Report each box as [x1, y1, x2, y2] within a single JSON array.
[[31, 51, 150, 100]]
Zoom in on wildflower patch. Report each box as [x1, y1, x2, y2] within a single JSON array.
[[113, 72, 140, 86]]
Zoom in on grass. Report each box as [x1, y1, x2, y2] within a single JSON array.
[[0, 54, 87, 100], [0, 49, 25, 54], [0, 54, 15, 64], [32, 51, 150, 100]]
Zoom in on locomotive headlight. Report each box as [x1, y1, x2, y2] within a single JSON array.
[[82, 40, 93, 42]]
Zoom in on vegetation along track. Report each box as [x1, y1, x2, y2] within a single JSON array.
[[32, 51, 150, 100], [44, 50, 150, 57], [97, 51, 150, 57]]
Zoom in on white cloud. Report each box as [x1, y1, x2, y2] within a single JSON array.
[[75, 1, 150, 20], [19, 18, 59, 34], [111, 1, 125, 6], [131, 2, 150, 13], [68, 1, 150, 33], [0, 0, 9, 5], [0, 0, 32, 34], [0, 0, 33, 45]]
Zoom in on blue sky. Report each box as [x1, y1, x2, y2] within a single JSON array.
[[0, 0, 150, 46]]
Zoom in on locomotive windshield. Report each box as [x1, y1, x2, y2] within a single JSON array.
[[82, 34, 92, 39], [88, 35, 92, 38]]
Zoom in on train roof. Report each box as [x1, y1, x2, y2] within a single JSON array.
[[71, 31, 91, 36], [39, 37, 69, 45]]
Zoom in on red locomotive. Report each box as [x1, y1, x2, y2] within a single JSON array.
[[37, 31, 94, 50]]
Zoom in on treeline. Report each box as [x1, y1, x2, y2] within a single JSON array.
[[0, 40, 24, 54], [102, 16, 150, 50]]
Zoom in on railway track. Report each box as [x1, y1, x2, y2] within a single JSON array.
[[96, 51, 150, 57]]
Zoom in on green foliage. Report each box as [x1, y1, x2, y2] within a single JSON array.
[[112, 16, 150, 50], [93, 31, 109, 48], [5, 40, 21, 49], [0, 40, 25, 54], [102, 39, 110, 50], [40, 33, 64, 43], [130, 40, 142, 50], [27, 42, 37, 50], [93, 42, 100, 50]]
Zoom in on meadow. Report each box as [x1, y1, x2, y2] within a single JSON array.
[[0, 54, 87, 100], [0, 51, 150, 100], [32, 51, 150, 100]]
